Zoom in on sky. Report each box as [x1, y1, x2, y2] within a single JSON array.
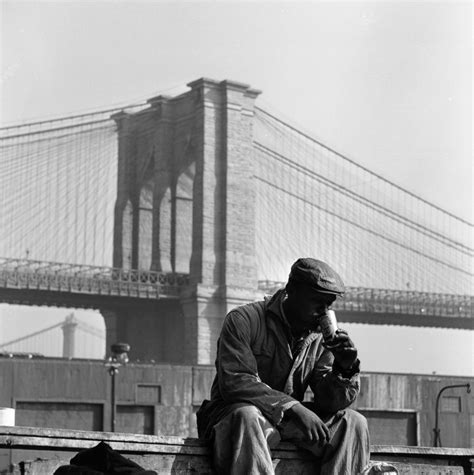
[[0, 1, 472, 376]]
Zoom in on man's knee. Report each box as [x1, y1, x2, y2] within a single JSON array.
[[344, 409, 369, 434], [232, 404, 263, 424], [212, 405, 263, 439]]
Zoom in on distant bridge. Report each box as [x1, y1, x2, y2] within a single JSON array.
[[0, 312, 105, 359], [1, 78, 472, 363]]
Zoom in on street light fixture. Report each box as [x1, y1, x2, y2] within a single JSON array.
[[433, 382, 470, 447], [104, 342, 130, 432]]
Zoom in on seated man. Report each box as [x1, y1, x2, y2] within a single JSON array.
[[197, 257, 371, 475]]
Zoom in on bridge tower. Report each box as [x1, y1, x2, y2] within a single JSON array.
[[106, 79, 262, 364]]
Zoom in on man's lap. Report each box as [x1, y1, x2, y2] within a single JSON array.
[[210, 402, 362, 454]]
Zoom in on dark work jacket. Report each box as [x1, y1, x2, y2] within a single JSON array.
[[196, 289, 360, 438]]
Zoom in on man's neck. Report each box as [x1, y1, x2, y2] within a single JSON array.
[[281, 296, 309, 339]]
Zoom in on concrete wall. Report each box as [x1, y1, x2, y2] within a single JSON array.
[[355, 373, 474, 447], [0, 358, 194, 437], [0, 357, 472, 447]]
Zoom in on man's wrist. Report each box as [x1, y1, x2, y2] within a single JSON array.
[[284, 401, 302, 415]]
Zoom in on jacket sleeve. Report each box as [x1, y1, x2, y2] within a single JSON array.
[[308, 347, 360, 414], [216, 309, 299, 426]]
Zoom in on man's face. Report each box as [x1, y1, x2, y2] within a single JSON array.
[[285, 284, 337, 333]]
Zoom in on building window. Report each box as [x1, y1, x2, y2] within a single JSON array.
[[116, 405, 154, 435], [441, 396, 461, 413], [136, 384, 161, 404], [15, 401, 103, 431]]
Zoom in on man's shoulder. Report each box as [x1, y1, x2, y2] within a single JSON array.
[[224, 290, 284, 330], [229, 290, 284, 319], [223, 300, 269, 344], [229, 299, 266, 320]]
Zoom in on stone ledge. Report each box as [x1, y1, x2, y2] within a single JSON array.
[[1, 426, 473, 475]]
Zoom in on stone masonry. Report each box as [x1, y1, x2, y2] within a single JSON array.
[[108, 78, 262, 365]]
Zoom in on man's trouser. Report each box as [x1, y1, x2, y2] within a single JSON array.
[[211, 403, 370, 475]]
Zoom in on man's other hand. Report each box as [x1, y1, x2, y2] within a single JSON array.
[[285, 403, 329, 445], [323, 329, 358, 370]]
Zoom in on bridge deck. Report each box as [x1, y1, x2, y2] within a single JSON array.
[[0, 259, 472, 324], [1, 426, 473, 474]]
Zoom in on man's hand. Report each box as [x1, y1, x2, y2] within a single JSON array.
[[323, 329, 358, 370], [285, 403, 329, 445]]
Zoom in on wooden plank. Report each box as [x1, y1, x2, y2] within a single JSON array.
[[4, 455, 321, 475], [2, 426, 474, 475], [0, 428, 311, 460], [9, 457, 469, 475], [380, 462, 464, 475], [371, 445, 474, 457], [0, 426, 204, 446], [2, 427, 474, 457]]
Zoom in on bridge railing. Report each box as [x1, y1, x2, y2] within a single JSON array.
[[0, 258, 188, 299], [258, 281, 472, 318], [0, 259, 471, 318]]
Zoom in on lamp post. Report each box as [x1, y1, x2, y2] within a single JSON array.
[[104, 342, 130, 432], [433, 383, 470, 447]]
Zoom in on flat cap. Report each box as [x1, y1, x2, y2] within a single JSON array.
[[288, 258, 345, 295]]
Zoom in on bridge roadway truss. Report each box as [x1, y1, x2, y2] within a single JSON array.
[[0, 258, 187, 306], [0, 258, 471, 330]]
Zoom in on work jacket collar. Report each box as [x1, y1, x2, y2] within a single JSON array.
[[265, 289, 319, 359]]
